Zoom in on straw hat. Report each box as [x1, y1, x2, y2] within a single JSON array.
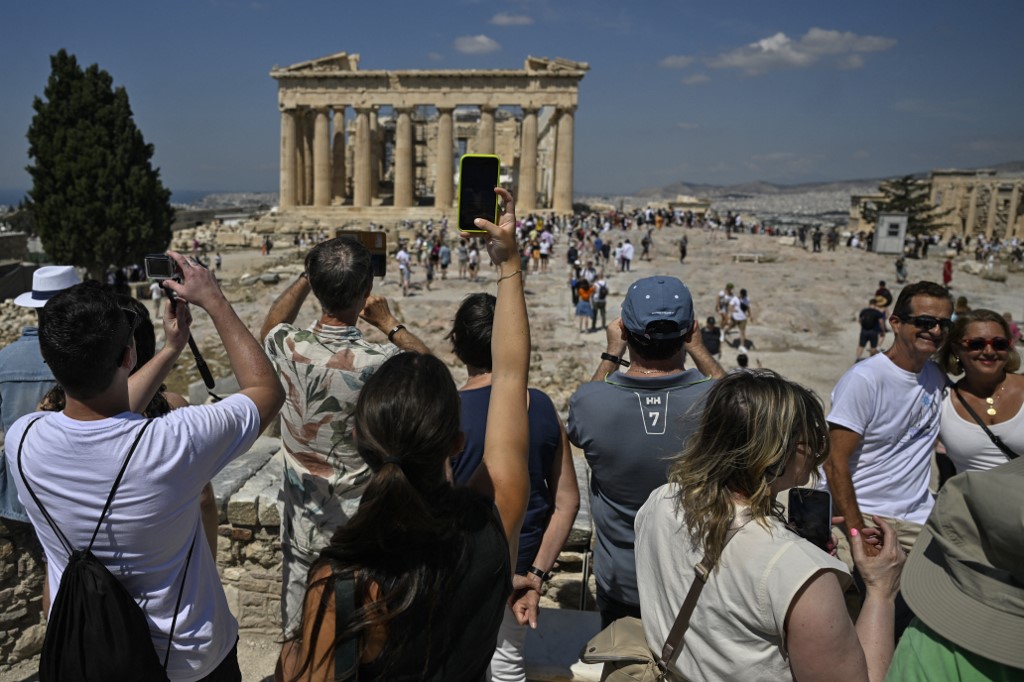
[[900, 456, 1024, 668]]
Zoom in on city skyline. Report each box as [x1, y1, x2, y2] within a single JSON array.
[[1, 1, 1021, 201]]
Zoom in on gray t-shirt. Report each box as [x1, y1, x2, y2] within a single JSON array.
[[567, 368, 712, 606]]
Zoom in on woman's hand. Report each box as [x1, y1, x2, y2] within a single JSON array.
[[466, 187, 517, 267], [850, 516, 905, 599]]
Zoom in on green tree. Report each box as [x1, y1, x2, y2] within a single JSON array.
[[862, 175, 950, 236], [26, 49, 173, 280]]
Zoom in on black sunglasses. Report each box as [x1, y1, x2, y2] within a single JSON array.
[[898, 314, 953, 332], [961, 336, 1011, 352], [120, 306, 140, 349]]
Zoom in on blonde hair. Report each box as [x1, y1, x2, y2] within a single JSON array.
[[668, 370, 829, 567]]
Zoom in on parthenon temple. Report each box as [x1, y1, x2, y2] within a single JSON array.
[[270, 53, 588, 216]]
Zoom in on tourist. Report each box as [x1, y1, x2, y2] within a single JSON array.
[[886, 458, 1024, 679], [1005, 311, 1022, 346], [457, 238, 469, 279], [952, 295, 970, 321], [567, 276, 724, 627], [395, 242, 412, 296], [618, 238, 634, 272], [279, 188, 529, 681], [9, 258, 285, 680], [823, 281, 951, 566], [700, 316, 722, 360], [936, 309, 1024, 473], [468, 242, 480, 282], [724, 287, 752, 351], [260, 237, 429, 644], [591, 275, 608, 331], [855, 296, 887, 362], [575, 278, 594, 333], [635, 370, 905, 682], [716, 282, 734, 330], [438, 240, 451, 280], [448, 292, 580, 682], [678, 234, 688, 263], [942, 257, 953, 289]]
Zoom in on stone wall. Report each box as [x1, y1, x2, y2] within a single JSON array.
[[0, 519, 47, 667]]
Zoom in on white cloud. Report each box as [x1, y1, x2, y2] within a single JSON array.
[[454, 35, 501, 55], [681, 73, 710, 86], [660, 55, 695, 69], [707, 27, 896, 75], [490, 12, 533, 26], [427, 51, 444, 62], [676, 121, 699, 130]]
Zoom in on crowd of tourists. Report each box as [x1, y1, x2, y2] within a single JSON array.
[[0, 186, 1021, 681]]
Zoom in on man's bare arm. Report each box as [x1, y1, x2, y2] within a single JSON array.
[[359, 295, 431, 355], [684, 319, 726, 379], [590, 318, 628, 382], [259, 274, 311, 342], [825, 424, 869, 538]]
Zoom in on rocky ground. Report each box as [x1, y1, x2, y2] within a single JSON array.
[[1, 226, 1020, 681]]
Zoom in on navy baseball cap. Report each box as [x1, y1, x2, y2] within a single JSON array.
[[621, 276, 694, 339]]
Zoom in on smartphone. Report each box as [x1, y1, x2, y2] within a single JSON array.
[[144, 254, 179, 281], [338, 231, 387, 277], [788, 488, 832, 552], [457, 154, 500, 233]]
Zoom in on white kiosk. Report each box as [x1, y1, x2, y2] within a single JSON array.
[[872, 213, 907, 254]]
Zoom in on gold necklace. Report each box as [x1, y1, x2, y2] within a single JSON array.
[[985, 383, 1007, 416]]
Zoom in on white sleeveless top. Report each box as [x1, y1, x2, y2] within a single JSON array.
[[939, 391, 1024, 473]]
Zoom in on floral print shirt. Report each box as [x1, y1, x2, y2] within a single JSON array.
[[265, 321, 400, 554]]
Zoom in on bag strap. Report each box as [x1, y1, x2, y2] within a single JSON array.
[[16, 417, 73, 554], [87, 419, 154, 551], [163, 530, 197, 670], [952, 385, 1019, 460], [657, 524, 743, 671], [334, 574, 357, 680]]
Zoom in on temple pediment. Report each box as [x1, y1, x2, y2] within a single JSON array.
[[524, 56, 590, 73], [275, 52, 361, 74]]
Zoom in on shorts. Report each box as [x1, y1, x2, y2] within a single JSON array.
[[576, 300, 593, 317], [400, 267, 410, 282], [859, 329, 879, 348]]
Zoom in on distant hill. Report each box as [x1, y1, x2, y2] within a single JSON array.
[[634, 161, 1024, 199]]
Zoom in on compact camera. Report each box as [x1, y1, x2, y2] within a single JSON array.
[[144, 254, 180, 281]]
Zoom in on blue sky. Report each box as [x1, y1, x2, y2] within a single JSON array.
[[1, 0, 1022, 199]]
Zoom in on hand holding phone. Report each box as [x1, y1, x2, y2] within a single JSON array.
[[788, 488, 832, 553]]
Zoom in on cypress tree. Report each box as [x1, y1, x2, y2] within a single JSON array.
[[26, 49, 173, 279], [862, 175, 950, 236]]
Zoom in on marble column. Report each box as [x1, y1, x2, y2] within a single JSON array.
[[313, 108, 331, 207], [279, 109, 297, 208], [553, 106, 576, 215], [369, 109, 380, 199], [985, 183, 999, 238], [965, 184, 979, 237], [302, 110, 315, 205], [518, 107, 539, 212], [354, 108, 372, 207], [394, 108, 415, 208], [478, 105, 496, 154], [331, 107, 347, 204], [294, 111, 307, 206], [435, 107, 455, 209], [1007, 184, 1021, 239]]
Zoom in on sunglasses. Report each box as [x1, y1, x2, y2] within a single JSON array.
[[120, 306, 140, 349], [898, 314, 953, 332], [961, 336, 1011, 352]]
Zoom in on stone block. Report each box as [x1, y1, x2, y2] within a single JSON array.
[[227, 451, 284, 527], [981, 268, 1008, 282], [776, 236, 797, 246], [10, 623, 45, 662], [960, 261, 984, 275], [213, 437, 281, 522]]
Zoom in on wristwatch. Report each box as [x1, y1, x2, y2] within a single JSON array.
[[387, 324, 406, 343], [600, 352, 630, 367], [526, 566, 551, 583]]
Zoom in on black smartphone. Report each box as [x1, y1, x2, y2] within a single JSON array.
[[457, 154, 500, 233], [144, 254, 179, 281], [788, 488, 832, 552], [338, 231, 387, 277]]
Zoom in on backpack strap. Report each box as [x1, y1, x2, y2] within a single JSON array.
[[87, 419, 154, 552], [16, 417, 72, 554], [163, 530, 197, 670], [334, 574, 357, 680]]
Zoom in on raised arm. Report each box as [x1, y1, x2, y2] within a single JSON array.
[[358, 295, 431, 355], [684, 319, 726, 379], [590, 318, 629, 382], [260, 273, 311, 342], [466, 187, 530, 565], [127, 297, 191, 412], [163, 251, 285, 433]]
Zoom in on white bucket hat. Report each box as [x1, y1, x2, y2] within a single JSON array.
[[14, 266, 82, 308]]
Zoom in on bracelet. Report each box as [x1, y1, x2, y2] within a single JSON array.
[[497, 269, 522, 283], [601, 352, 631, 367], [387, 324, 406, 343], [526, 566, 551, 583]]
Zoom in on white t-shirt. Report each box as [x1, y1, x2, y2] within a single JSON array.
[[6, 394, 261, 681], [149, 281, 164, 301], [636, 485, 850, 681], [620, 243, 635, 260], [938, 391, 1024, 473], [729, 295, 747, 321], [395, 249, 410, 271], [822, 353, 945, 524]]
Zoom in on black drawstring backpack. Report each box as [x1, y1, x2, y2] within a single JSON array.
[[17, 417, 196, 682]]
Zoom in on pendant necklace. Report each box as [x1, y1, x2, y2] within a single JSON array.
[[985, 383, 1006, 416]]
